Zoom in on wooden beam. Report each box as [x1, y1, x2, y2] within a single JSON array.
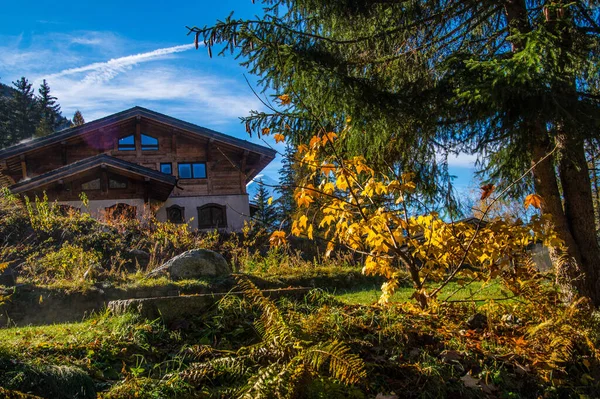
[[240, 150, 248, 193], [20, 155, 27, 180], [171, 129, 178, 156], [61, 141, 67, 165], [100, 166, 108, 194], [135, 116, 141, 157], [143, 178, 150, 203], [206, 139, 214, 195]]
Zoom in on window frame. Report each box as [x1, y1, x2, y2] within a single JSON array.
[[197, 204, 227, 229], [166, 205, 185, 224], [81, 178, 101, 191], [108, 176, 128, 190], [117, 134, 136, 151], [160, 163, 173, 175], [141, 133, 159, 151], [178, 162, 207, 179]]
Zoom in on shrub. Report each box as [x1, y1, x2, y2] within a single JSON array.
[[22, 244, 102, 285]]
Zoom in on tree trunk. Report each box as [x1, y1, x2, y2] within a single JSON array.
[[503, 0, 600, 305], [530, 127, 583, 302], [556, 132, 600, 303]]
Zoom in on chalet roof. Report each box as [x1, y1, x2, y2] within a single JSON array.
[[0, 106, 277, 160], [10, 154, 176, 197]]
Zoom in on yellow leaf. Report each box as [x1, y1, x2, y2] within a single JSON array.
[[274, 133, 285, 143], [267, 196, 273, 205], [269, 230, 287, 247], [278, 94, 291, 105], [336, 174, 349, 190], [299, 215, 308, 229], [524, 194, 543, 210], [307, 224, 314, 240], [309, 135, 321, 149]]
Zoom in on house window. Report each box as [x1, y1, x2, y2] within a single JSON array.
[[141, 134, 159, 151], [81, 178, 101, 190], [166, 205, 185, 224], [160, 163, 172, 175], [178, 162, 206, 179], [197, 204, 227, 229], [109, 177, 128, 189], [105, 203, 137, 219], [118, 135, 135, 151]]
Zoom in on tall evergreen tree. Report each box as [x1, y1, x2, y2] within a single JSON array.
[[253, 179, 278, 230], [192, 1, 600, 304], [35, 79, 61, 137], [9, 77, 37, 142], [275, 143, 298, 230], [71, 110, 85, 127]]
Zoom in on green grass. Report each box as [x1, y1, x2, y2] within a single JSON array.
[[334, 279, 511, 305]]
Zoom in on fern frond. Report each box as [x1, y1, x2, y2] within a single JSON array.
[[181, 356, 248, 385], [237, 276, 295, 346], [303, 340, 366, 385], [241, 362, 282, 399]]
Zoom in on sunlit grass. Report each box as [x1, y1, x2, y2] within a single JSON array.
[[334, 279, 512, 305]]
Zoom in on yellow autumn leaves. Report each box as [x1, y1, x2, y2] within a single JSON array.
[[267, 123, 559, 304]]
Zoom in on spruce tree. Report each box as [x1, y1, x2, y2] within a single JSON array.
[[35, 79, 61, 136], [9, 77, 37, 142], [192, 1, 600, 304], [253, 179, 278, 230], [275, 143, 298, 230], [71, 110, 85, 127]]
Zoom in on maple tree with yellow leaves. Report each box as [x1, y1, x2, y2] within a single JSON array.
[[268, 121, 561, 308]]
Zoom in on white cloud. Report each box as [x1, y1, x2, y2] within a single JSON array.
[[445, 152, 477, 168], [45, 43, 196, 85]]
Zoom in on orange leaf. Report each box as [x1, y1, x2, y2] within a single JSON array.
[[480, 184, 495, 200], [269, 230, 287, 247], [274, 133, 285, 143], [278, 94, 291, 105], [524, 194, 543, 210], [261, 127, 270, 135]]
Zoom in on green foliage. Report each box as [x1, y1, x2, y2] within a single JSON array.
[[0, 77, 70, 148], [22, 244, 102, 286], [180, 278, 366, 398], [252, 179, 279, 230]]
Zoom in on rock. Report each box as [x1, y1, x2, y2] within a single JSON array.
[[151, 249, 231, 280], [129, 249, 151, 269], [467, 313, 488, 330]]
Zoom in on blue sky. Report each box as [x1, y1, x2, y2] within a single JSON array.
[[0, 0, 477, 194]]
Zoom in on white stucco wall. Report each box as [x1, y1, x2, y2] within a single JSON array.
[[58, 194, 250, 232], [155, 195, 250, 231]]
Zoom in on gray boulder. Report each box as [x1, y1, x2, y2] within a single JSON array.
[[150, 249, 231, 280]]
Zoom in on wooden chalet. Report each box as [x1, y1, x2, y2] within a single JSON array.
[[0, 107, 276, 231]]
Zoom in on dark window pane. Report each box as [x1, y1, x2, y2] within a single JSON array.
[[178, 163, 192, 178], [198, 205, 226, 228], [109, 178, 127, 189], [160, 163, 172, 174], [82, 178, 101, 190], [167, 206, 184, 223], [192, 163, 206, 178], [141, 134, 159, 151], [118, 135, 135, 151], [106, 204, 136, 219]]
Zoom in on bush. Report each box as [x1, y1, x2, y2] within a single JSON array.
[[22, 244, 101, 285]]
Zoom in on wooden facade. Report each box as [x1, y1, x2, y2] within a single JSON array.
[[0, 107, 275, 230]]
